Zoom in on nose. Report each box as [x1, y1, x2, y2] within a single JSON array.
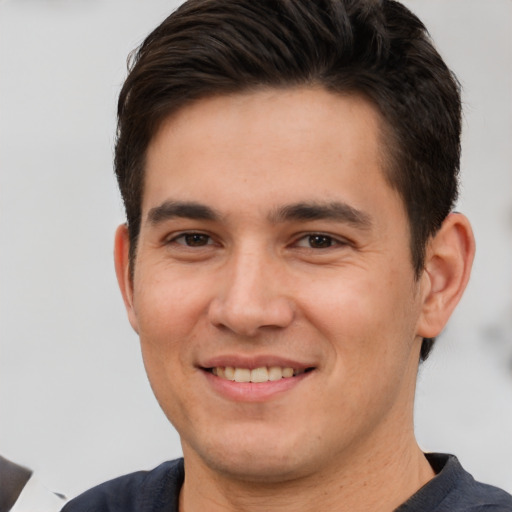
[[208, 247, 295, 337]]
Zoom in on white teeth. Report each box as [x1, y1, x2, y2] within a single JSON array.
[[268, 366, 283, 381], [282, 367, 294, 378], [250, 367, 269, 383], [211, 366, 302, 382], [234, 368, 251, 383]]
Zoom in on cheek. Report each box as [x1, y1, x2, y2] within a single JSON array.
[[298, 271, 395, 335], [297, 266, 419, 368], [132, 271, 211, 377], [135, 267, 209, 330], [133, 274, 206, 424]]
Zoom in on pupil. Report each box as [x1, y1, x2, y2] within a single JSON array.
[[310, 235, 331, 248], [185, 234, 208, 246]]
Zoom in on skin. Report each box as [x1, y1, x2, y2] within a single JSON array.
[[115, 87, 475, 511]]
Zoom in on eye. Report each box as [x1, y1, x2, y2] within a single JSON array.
[[171, 232, 213, 247], [295, 234, 342, 249]]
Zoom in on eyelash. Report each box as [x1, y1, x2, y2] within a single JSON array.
[[166, 232, 348, 250], [167, 232, 215, 247], [293, 233, 347, 249]]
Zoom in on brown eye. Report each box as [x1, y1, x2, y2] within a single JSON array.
[[295, 233, 342, 249], [173, 233, 212, 247], [307, 235, 334, 248]]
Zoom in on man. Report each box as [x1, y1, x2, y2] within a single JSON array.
[[63, 0, 512, 510]]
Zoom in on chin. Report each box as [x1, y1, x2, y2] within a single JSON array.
[[207, 451, 308, 484], [186, 430, 318, 484]]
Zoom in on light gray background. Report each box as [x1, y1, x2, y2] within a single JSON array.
[[1, 0, 511, 499]]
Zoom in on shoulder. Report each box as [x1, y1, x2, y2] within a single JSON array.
[[426, 453, 512, 512], [397, 454, 512, 512], [452, 477, 512, 511], [61, 458, 184, 512], [467, 483, 512, 511]]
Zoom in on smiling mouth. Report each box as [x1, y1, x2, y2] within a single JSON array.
[[206, 366, 315, 383]]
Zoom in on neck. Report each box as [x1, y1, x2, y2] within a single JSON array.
[[179, 433, 434, 512]]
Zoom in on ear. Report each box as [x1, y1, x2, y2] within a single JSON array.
[[417, 212, 475, 338], [114, 224, 139, 333]]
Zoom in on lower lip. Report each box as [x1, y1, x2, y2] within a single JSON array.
[[202, 370, 312, 402]]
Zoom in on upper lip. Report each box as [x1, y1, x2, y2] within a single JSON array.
[[199, 355, 315, 370]]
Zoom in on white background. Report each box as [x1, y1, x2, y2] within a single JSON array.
[[1, 0, 511, 499]]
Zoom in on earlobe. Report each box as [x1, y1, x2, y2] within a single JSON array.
[[114, 224, 139, 333], [417, 213, 475, 339]]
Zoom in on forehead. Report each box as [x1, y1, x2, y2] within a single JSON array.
[[143, 87, 401, 220]]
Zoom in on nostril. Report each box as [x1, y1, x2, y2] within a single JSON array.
[[208, 295, 295, 336]]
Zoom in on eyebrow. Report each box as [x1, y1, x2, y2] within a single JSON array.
[[146, 199, 372, 230], [147, 200, 221, 225], [269, 201, 372, 229]]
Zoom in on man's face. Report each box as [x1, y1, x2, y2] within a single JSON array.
[[118, 88, 428, 482]]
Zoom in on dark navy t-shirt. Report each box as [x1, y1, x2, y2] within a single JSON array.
[[62, 453, 512, 511]]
